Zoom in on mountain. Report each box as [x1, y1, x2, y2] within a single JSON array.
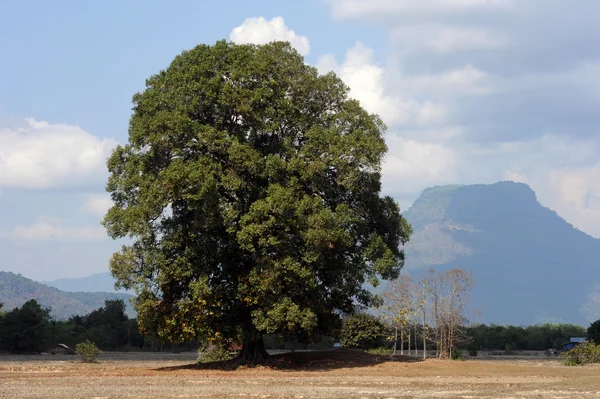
[[400, 181, 600, 326], [0, 272, 135, 319], [42, 272, 125, 293]]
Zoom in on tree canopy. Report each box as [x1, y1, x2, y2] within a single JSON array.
[[0, 299, 51, 354], [588, 319, 600, 344], [103, 40, 411, 363]]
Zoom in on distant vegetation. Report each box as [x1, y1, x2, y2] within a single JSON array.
[[464, 323, 587, 352], [0, 299, 145, 354], [1, 297, 599, 357], [0, 271, 134, 319]]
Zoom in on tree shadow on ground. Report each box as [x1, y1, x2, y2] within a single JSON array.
[[155, 349, 424, 372]]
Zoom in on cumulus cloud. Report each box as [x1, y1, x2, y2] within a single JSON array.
[[382, 135, 457, 196], [317, 42, 446, 127], [543, 163, 600, 236], [0, 119, 117, 189], [230, 16, 310, 56], [81, 194, 113, 216], [322, 0, 600, 238], [12, 216, 106, 242]]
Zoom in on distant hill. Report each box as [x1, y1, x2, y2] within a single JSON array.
[[0, 272, 135, 319], [400, 181, 600, 326], [42, 272, 126, 293]]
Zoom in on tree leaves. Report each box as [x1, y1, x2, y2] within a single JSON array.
[[103, 40, 411, 348]]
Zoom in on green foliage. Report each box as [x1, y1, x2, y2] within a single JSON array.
[[561, 341, 600, 366], [341, 313, 385, 350], [451, 349, 465, 361], [366, 347, 391, 356], [103, 39, 410, 357], [197, 337, 233, 364], [64, 299, 143, 350], [75, 340, 101, 363], [0, 299, 52, 353], [465, 323, 587, 351], [587, 319, 600, 344]]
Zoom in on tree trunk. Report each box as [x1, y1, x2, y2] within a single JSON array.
[[414, 324, 418, 357], [408, 327, 411, 357], [233, 337, 270, 365], [423, 311, 427, 359], [393, 326, 398, 356], [400, 329, 404, 355]]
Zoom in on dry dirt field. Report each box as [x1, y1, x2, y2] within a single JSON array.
[[1, 350, 599, 399]]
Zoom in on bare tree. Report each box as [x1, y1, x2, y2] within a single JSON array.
[[420, 268, 475, 358], [381, 267, 475, 359], [381, 275, 415, 355]]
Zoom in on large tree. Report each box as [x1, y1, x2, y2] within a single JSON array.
[[0, 299, 51, 354], [103, 40, 411, 363]]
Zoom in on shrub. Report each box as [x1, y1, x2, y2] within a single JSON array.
[[75, 340, 101, 363], [561, 341, 600, 366], [340, 312, 385, 350], [197, 337, 233, 364], [468, 348, 478, 357], [451, 349, 465, 361], [366, 347, 391, 356]]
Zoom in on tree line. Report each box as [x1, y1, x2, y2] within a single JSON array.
[[339, 314, 592, 355], [1, 296, 597, 356], [0, 299, 195, 354], [465, 323, 587, 352]]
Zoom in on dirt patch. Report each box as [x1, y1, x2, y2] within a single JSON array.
[[0, 351, 599, 398]]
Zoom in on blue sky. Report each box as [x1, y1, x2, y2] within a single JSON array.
[[1, 0, 600, 281]]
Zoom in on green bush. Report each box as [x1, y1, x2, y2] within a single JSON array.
[[561, 341, 600, 366], [197, 338, 233, 364], [75, 340, 101, 363], [366, 347, 391, 356], [340, 313, 385, 350], [451, 349, 465, 361]]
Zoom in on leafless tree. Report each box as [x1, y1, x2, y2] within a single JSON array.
[[380, 275, 415, 355], [384, 267, 475, 359]]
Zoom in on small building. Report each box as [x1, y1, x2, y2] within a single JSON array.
[[562, 337, 587, 351]]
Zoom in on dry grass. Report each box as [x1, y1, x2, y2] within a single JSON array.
[[1, 350, 599, 398]]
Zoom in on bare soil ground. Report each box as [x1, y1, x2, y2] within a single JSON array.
[[1, 350, 599, 398]]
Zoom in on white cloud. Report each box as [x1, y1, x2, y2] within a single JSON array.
[[379, 133, 600, 237], [0, 119, 117, 189], [317, 42, 446, 127], [382, 135, 457, 195], [323, 0, 600, 239], [230, 16, 310, 56], [543, 163, 600, 237], [12, 216, 106, 242], [81, 194, 113, 216], [391, 24, 508, 54]]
